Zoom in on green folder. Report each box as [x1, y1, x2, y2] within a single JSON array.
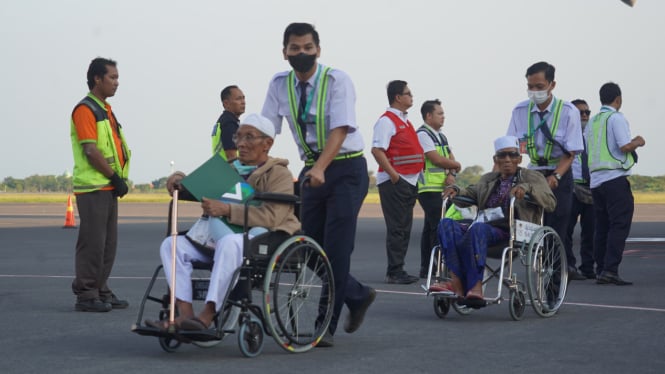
[[180, 154, 255, 233], [181, 154, 253, 202]]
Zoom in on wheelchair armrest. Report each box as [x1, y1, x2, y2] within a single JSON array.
[[249, 192, 300, 205], [452, 195, 477, 206]]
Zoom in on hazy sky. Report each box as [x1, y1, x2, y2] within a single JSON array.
[[2, 0, 661, 184]]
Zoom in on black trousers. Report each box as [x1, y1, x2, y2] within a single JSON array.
[[591, 176, 634, 274], [417, 191, 443, 271], [540, 169, 575, 267], [378, 178, 418, 276], [72, 190, 118, 301], [563, 190, 596, 274], [299, 157, 371, 334]]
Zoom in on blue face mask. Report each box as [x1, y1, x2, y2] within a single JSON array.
[[232, 159, 258, 176]]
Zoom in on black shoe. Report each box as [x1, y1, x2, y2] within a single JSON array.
[[344, 287, 376, 333], [101, 294, 129, 309], [568, 267, 587, 281], [580, 270, 596, 280], [316, 331, 334, 348], [596, 271, 632, 286], [385, 272, 419, 284], [75, 298, 112, 312]]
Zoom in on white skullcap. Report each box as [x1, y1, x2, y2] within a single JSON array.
[[241, 113, 276, 139], [494, 135, 520, 152]]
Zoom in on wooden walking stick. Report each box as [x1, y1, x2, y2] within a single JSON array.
[[168, 189, 179, 333]]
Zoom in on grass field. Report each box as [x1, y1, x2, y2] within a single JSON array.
[[1, 192, 664, 204]]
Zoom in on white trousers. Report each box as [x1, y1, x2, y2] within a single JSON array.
[[159, 234, 244, 311]]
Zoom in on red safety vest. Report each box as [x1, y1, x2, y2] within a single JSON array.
[[378, 111, 424, 174]]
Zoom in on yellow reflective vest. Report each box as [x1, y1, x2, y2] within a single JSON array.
[[70, 94, 131, 193], [417, 125, 451, 193], [587, 109, 635, 172]]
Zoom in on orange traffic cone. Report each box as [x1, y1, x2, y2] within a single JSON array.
[[63, 194, 77, 229]]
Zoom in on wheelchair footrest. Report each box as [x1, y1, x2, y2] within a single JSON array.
[[131, 324, 222, 343]]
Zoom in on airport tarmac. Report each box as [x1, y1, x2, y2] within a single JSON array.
[[0, 203, 664, 373]]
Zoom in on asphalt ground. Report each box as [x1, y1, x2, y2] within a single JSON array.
[[1, 203, 664, 374]]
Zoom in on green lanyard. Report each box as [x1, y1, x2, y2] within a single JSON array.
[[298, 66, 322, 124], [287, 65, 331, 161], [526, 98, 563, 165]]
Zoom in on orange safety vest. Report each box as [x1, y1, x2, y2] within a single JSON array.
[[378, 111, 424, 174]]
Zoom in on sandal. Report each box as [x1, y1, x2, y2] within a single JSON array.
[[460, 292, 486, 309], [429, 281, 455, 295]]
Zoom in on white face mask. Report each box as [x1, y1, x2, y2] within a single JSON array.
[[581, 120, 588, 130], [527, 89, 550, 105]]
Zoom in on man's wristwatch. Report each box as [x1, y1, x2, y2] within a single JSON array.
[[553, 172, 562, 181]]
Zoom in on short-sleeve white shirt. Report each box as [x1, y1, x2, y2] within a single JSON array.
[[507, 97, 584, 170], [261, 64, 364, 161]]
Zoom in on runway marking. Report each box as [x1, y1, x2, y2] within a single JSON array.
[[3, 274, 665, 313], [563, 302, 665, 313], [627, 238, 665, 242], [378, 287, 665, 313]]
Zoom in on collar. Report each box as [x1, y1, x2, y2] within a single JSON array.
[[387, 107, 408, 121], [421, 123, 440, 134], [222, 110, 240, 121], [295, 64, 323, 87], [88, 92, 110, 110], [530, 95, 557, 113], [600, 105, 617, 113]]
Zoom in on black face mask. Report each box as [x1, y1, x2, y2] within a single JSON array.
[[288, 53, 317, 73]]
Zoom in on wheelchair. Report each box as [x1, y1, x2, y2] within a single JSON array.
[[422, 195, 568, 321], [131, 189, 335, 357]]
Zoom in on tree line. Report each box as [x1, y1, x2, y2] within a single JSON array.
[[2, 169, 664, 193]]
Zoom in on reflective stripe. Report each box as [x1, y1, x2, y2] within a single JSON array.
[[527, 98, 563, 166], [287, 65, 331, 164], [417, 125, 450, 193], [304, 151, 363, 166]]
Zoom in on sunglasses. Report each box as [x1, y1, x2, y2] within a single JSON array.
[[579, 110, 591, 116], [232, 133, 268, 144], [495, 151, 520, 159]]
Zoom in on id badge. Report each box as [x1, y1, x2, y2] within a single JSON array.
[[519, 138, 528, 154]]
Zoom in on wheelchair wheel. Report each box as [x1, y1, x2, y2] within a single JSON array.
[[238, 317, 264, 358], [433, 296, 450, 318], [263, 235, 334, 353], [526, 227, 568, 317], [508, 286, 526, 321], [159, 336, 181, 353]]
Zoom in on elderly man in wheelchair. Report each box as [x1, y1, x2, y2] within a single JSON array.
[[145, 113, 300, 332], [428, 135, 556, 310]]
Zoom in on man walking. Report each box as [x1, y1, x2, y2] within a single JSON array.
[[262, 23, 375, 346], [506, 61, 585, 280]]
